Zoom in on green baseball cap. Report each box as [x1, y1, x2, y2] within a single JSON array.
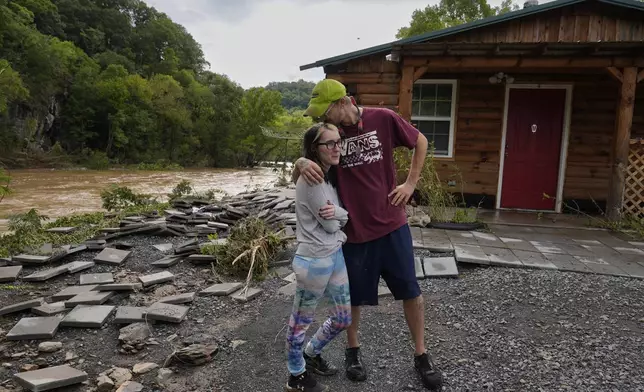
[[303, 79, 347, 118]]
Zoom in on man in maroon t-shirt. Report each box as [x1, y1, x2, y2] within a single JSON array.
[[292, 79, 444, 391]]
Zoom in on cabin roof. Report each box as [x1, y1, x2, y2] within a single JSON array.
[[299, 0, 644, 71]]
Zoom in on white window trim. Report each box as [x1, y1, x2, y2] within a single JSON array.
[[411, 79, 457, 158]]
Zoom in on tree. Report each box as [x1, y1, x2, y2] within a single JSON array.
[[396, 0, 519, 39], [0, 60, 29, 114], [265, 79, 316, 110]]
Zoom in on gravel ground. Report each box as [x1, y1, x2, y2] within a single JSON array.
[[1, 238, 644, 392]]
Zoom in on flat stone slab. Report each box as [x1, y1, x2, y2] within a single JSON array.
[[513, 250, 558, 270], [378, 285, 392, 297], [6, 316, 60, 340], [45, 226, 77, 234], [65, 291, 114, 307], [61, 305, 115, 328], [272, 266, 293, 279], [52, 285, 99, 301], [95, 283, 142, 292], [187, 254, 217, 265], [144, 302, 188, 323], [423, 257, 459, 278], [200, 282, 243, 296], [230, 287, 263, 303], [152, 243, 174, 252], [62, 261, 95, 274], [414, 257, 425, 279], [11, 254, 51, 265], [94, 248, 131, 266], [23, 265, 69, 282], [113, 306, 146, 324], [116, 381, 144, 392], [481, 246, 524, 267], [31, 302, 68, 316], [0, 298, 44, 316], [283, 273, 296, 283], [277, 282, 296, 296], [150, 255, 183, 268], [159, 292, 196, 304], [207, 221, 229, 229], [139, 271, 174, 287], [79, 273, 114, 285], [454, 244, 490, 265], [530, 241, 566, 254], [14, 364, 87, 391], [543, 253, 592, 273], [0, 265, 22, 282]]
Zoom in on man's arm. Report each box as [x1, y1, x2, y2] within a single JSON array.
[[291, 157, 324, 186], [405, 132, 428, 188]]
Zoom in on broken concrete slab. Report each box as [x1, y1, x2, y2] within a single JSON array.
[[199, 282, 243, 296], [52, 285, 99, 301], [95, 282, 142, 292], [187, 254, 216, 265], [454, 244, 490, 265], [94, 248, 131, 266], [31, 302, 68, 316], [283, 273, 296, 283], [79, 272, 114, 285], [60, 305, 115, 328], [152, 243, 173, 252], [64, 291, 114, 307], [0, 298, 44, 316], [277, 282, 296, 296], [6, 316, 60, 340], [414, 257, 425, 279], [115, 381, 144, 392], [144, 302, 188, 323], [23, 265, 70, 282], [139, 271, 174, 287], [151, 255, 183, 268], [378, 285, 392, 297], [0, 265, 22, 282], [230, 287, 263, 303], [11, 254, 51, 265], [83, 239, 107, 250], [481, 246, 524, 268], [158, 292, 196, 304], [45, 226, 77, 234], [61, 261, 95, 274], [207, 221, 229, 230], [423, 257, 459, 278], [272, 266, 292, 279], [530, 241, 566, 254], [14, 364, 87, 391], [113, 306, 146, 324], [512, 250, 558, 270]]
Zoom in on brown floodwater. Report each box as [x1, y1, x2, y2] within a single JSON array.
[[0, 167, 281, 232]]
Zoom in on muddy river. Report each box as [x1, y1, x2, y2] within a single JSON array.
[[0, 167, 282, 232]]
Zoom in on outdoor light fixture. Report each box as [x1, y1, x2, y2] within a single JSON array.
[[488, 72, 515, 84], [386, 52, 400, 62]]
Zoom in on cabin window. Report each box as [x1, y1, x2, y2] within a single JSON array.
[[411, 79, 457, 157]]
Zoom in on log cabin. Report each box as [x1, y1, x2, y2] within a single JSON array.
[[299, 0, 644, 219]]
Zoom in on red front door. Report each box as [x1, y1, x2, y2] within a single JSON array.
[[500, 88, 566, 210]]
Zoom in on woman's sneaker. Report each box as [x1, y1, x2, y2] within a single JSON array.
[[304, 352, 338, 376], [285, 371, 329, 392]]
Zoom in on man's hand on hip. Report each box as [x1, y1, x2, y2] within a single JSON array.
[[388, 181, 416, 207]]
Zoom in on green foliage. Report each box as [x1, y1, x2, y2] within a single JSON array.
[[396, 0, 519, 38], [0, 166, 11, 203], [168, 180, 193, 201], [266, 80, 317, 110], [8, 208, 47, 232], [100, 185, 154, 211], [0, 60, 29, 114]]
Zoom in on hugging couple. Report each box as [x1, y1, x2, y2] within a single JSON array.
[[284, 79, 444, 392]]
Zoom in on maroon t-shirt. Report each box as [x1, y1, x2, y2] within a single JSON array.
[[336, 107, 420, 244]]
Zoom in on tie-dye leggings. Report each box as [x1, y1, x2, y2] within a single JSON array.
[[285, 247, 352, 376]]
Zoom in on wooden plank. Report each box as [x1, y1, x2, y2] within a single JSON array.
[[405, 56, 644, 68], [413, 66, 429, 81], [588, 15, 602, 42], [358, 94, 399, 106], [398, 65, 414, 121], [607, 67, 637, 219], [574, 15, 591, 42], [356, 83, 399, 95], [606, 67, 623, 83]]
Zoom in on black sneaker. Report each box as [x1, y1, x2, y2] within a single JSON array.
[[285, 371, 329, 392], [414, 353, 444, 391], [344, 347, 367, 382], [304, 352, 338, 376]]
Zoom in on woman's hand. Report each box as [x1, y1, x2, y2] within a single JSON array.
[[319, 201, 335, 219]]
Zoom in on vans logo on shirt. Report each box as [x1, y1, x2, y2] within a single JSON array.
[[340, 130, 384, 168]]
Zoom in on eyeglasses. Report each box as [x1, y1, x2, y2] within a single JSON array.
[[317, 140, 342, 150], [315, 102, 335, 122]]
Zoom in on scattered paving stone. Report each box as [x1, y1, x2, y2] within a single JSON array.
[[144, 302, 188, 323], [158, 292, 196, 304], [414, 257, 425, 279], [272, 266, 292, 279], [13, 364, 87, 392], [230, 287, 263, 303], [118, 323, 150, 345], [11, 254, 51, 265], [283, 272, 296, 283], [6, 317, 60, 340], [64, 291, 114, 307], [79, 272, 114, 285], [37, 342, 62, 353], [95, 282, 142, 291], [454, 244, 491, 265], [108, 367, 133, 387], [31, 302, 68, 316], [481, 246, 523, 267], [23, 266, 69, 282], [187, 254, 216, 265], [0, 298, 44, 316], [94, 248, 131, 266], [84, 240, 107, 250], [51, 285, 99, 301], [139, 271, 174, 287], [207, 221, 229, 229], [60, 305, 115, 328], [0, 265, 22, 282], [277, 282, 296, 296], [115, 381, 144, 392], [152, 243, 173, 252], [96, 375, 114, 392], [45, 227, 77, 234], [199, 282, 243, 296], [113, 306, 146, 324], [423, 257, 459, 278], [62, 261, 94, 274], [378, 286, 392, 297], [150, 255, 183, 268], [132, 362, 158, 374]]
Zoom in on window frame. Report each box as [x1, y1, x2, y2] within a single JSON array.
[[411, 79, 458, 159]]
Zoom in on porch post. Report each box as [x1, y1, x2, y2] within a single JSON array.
[[607, 67, 637, 220], [398, 65, 414, 121]]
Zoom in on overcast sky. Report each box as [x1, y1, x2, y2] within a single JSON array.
[[144, 0, 538, 89]]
